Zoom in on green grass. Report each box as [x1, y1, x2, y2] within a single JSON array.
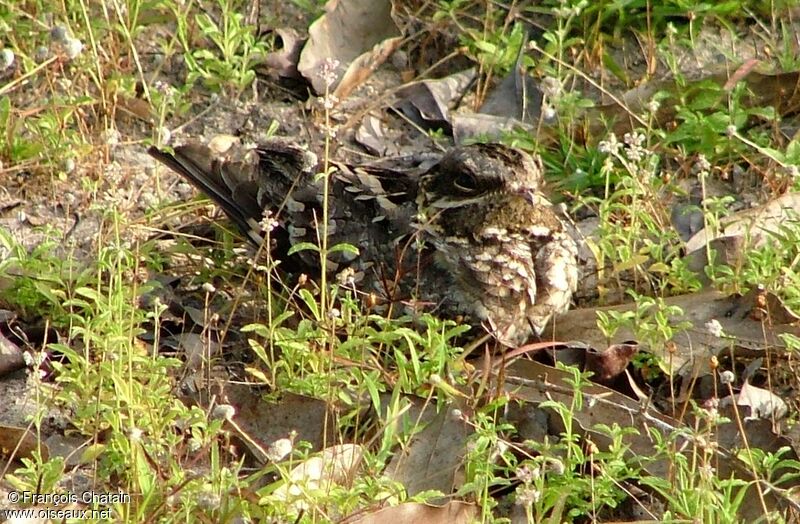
[[2, 0, 800, 522]]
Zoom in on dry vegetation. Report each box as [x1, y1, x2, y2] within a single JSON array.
[[2, 0, 800, 522]]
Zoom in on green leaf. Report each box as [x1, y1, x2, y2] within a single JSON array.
[[613, 254, 649, 273], [298, 288, 320, 320], [329, 243, 360, 256], [287, 242, 320, 256]]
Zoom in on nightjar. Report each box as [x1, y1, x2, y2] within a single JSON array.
[[148, 139, 578, 345]]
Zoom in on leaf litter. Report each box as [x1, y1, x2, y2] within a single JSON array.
[[3, 0, 800, 521]]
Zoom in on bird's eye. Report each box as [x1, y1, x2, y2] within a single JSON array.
[[453, 172, 478, 193]]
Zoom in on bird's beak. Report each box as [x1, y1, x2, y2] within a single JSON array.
[[517, 189, 539, 205]]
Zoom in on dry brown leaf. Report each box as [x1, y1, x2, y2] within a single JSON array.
[[497, 359, 796, 519], [385, 399, 471, 497], [272, 444, 363, 508], [685, 192, 800, 257], [393, 69, 476, 134], [735, 380, 788, 421], [262, 28, 305, 79], [549, 289, 800, 376], [297, 0, 402, 99], [0, 425, 49, 462], [223, 385, 334, 462]]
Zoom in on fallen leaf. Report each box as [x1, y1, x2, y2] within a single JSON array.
[[223, 385, 334, 463], [735, 380, 788, 421], [393, 69, 476, 134], [385, 399, 471, 497], [262, 28, 306, 80], [297, 0, 402, 99], [270, 444, 363, 509], [0, 425, 49, 462]]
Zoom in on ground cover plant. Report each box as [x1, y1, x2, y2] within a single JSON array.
[[2, 0, 800, 522]]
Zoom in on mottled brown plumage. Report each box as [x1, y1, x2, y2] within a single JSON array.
[[148, 139, 577, 345], [416, 144, 577, 343]]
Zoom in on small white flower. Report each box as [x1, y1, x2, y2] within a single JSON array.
[[336, 267, 355, 287], [719, 370, 735, 385], [64, 37, 84, 59], [318, 58, 340, 89], [63, 158, 76, 174], [153, 80, 173, 95], [259, 209, 279, 233], [516, 464, 539, 483], [202, 282, 216, 294], [542, 104, 557, 122], [515, 485, 541, 506], [623, 131, 645, 147], [320, 94, 339, 110], [598, 133, 620, 155], [129, 427, 143, 442], [695, 154, 711, 173], [0, 49, 15, 71], [705, 319, 724, 338], [726, 124, 737, 138], [703, 396, 719, 418]]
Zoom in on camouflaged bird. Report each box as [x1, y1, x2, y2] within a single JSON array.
[[148, 138, 578, 345]]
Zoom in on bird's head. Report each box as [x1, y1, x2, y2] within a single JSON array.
[[417, 143, 543, 213], [415, 143, 547, 236]]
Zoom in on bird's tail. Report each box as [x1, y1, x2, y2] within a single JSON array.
[[148, 143, 267, 245]]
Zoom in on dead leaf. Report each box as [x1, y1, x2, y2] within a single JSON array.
[[385, 399, 471, 497], [223, 385, 334, 462], [685, 193, 800, 255], [393, 69, 476, 134], [271, 443, 363, 508], [262, 28, 306, 80], [735, 380, 788, 421], [479, 34, 542, 123], [0, 425, 49, 462], [297, 0, 402, 99], [550, 289, 800, 377]]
